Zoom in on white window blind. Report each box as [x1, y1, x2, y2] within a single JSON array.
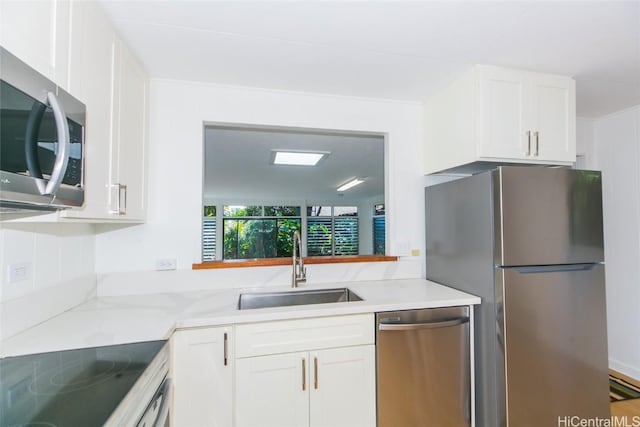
[[307, 207, 358, 256], [334, 217, 358, 255], [202, 217, 217, 261], [307, 217, 332, 256]]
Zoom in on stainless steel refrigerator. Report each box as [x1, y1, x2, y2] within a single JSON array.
[[425, 166, 610, 427]]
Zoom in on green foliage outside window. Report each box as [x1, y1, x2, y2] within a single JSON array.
[[206, 204, 366, 260], [222, 206, 302, 259], [224, 205, 262, 217]]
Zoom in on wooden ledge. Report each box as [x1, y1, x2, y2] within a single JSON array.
[[192, 255, 398, 270]]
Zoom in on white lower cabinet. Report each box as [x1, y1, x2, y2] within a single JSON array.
[[170, 315, 376, 427], [308, 346, 376, 427], [234, 314, 376, 427], [171, 326, 233, 427], [236, 346, 375, 427], [235, 351, 310, 427]]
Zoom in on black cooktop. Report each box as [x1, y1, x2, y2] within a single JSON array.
[[0, 340, 166, 427]]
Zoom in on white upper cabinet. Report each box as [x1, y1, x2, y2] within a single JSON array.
[[1, 0, 148, 222], [527, 72, 575, 162], [477, 66, 527, 160], [111, 41, 148, 220], [424, 65, 576, 174], [0, 0, 70, 86], [58, 1, 148, 221], [60, 1, 114, 219]]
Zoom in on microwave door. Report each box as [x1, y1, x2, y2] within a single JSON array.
[[24, 92, 70, 196]]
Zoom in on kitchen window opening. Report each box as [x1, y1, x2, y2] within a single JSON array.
[[201, 123, 387, 265]]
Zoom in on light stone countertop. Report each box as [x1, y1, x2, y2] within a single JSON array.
[[0, 279, 480, 357]]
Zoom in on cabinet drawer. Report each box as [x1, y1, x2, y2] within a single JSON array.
[[235, 314, 374, 358]]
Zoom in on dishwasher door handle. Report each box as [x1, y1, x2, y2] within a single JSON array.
[[378, 317, 469, 331]]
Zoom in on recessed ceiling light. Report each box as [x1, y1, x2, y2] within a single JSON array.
[[337, 178, 364, 192], [271, 150, 329, 166]]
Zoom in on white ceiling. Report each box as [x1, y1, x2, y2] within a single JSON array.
[[203, 126, 384, 203], [100, 1, 640, 118]]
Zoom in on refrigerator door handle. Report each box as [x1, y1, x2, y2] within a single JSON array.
[[510, 263, 599, 274], [378, 317, 469, 331]]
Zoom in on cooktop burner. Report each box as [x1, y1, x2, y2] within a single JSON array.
[[0, 340, 166, 427]]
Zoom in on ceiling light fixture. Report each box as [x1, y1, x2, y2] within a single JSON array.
[[337, 178, 364, 192], [272, 150, 329, 166]]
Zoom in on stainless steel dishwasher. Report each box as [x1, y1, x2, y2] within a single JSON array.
[[376, 307, 471, 427]]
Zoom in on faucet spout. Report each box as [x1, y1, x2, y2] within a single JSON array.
[[292, 230, 306, 288]]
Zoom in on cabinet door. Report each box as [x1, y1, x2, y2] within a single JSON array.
[[61, 3, 148, 222], [236, 352, 310, 427], [310, 345, 376, 427], [172, 327, 233, 427], [528, 73, 576, 162], [477, 66, 528, 160], [59, 1, 115, 219], [0, 0, 59, 82], [112, 41, 148, 220]]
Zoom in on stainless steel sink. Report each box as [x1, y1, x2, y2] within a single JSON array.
[[238, 287, 363, 310]]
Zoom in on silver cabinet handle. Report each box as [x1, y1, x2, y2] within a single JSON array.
[[526, 130, 531, 156], [302, 358, 306, 391], [534, 131, 539, 156], [223, 332, 228, 366], [378, 317, 469, 331], [120, 184, 127, 214], [314, 357, 318, 390], [110, 183, 127, 215], [43, 92, 70, 195]]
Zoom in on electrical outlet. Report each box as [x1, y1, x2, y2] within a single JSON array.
[[8, 262, 31, 284], [155, 258, 177, 271]]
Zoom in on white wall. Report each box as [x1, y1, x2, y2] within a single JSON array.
[[590, 105, 640, 379], [0, 223, 96, 340], [95, 80, 424, 291], [576, 117, 596, 169]]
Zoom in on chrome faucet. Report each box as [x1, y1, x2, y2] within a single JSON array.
[[292, 230, 306, 288]]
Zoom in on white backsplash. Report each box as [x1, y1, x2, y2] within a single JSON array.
[[0, 223, 97, 340], [97, 258, 422, 297]]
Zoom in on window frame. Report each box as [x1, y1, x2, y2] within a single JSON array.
[[203, 203, 363, 260]]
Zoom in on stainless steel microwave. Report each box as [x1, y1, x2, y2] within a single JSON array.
[[0, 46, 85, 212]]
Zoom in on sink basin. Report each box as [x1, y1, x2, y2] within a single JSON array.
[[238, 287, 363, 310]]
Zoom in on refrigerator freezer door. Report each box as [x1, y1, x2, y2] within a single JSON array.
[[495, 167, 604, 266], [497, 264, 610, 427]]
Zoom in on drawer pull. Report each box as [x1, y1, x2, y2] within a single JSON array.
[[302, 358, 306, 391], [223, 332, 228, 366], [314, 357, 319, 390]]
